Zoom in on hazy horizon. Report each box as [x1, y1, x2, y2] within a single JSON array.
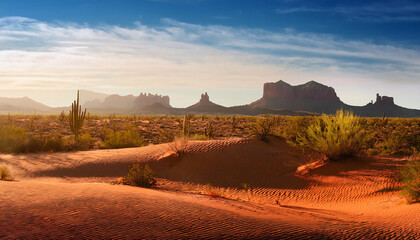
[[1, 0, 420, 109]]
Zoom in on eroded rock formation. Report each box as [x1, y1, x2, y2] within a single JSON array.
[[375, 93, 394, 105], [134, 93, 171, 109], [200, 92, 210, 103], [252, 80, 344, 113], [263, 80, 340, 102]]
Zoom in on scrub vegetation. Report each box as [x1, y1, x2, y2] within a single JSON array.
[[0, 113, 418, 157]]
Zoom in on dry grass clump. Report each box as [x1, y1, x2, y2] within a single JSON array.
[[168, 136, 189, 157], [298, 110, 366, 161], [121, 163, 157, 188], [0, 166, 12, 181], [205, 183, 223, 198], [400, 154, 420, 204]]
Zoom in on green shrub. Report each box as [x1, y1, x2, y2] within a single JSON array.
[[400, 158, 420, 204], [103, 125, 146, 149], [275, 116, 314, 146], [0, 125, 28, 153], [16, 136, 44, 153], [18, 132, 97, 153], [298, 110, 366, 160], [123, 163, 157, 188], [16, 134, 70, 153], [43, 135, 66, 152], [0, 166, 12, 181], [362, 118, 420, 156], [74, 132, 97, 150]]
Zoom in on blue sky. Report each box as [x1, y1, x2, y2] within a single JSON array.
[[0, 0, 419, 108]]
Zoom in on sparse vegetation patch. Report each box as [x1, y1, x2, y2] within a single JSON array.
[[400, 155, 420, 204], [103, 125, 146, 149], [249, 115, 277, 141], [297, 110, 366, 160], [0, 114, 418, 156], [122, 163, 157, 188], [0, 125, 28, 153]]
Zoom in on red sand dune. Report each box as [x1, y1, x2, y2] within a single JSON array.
[[1, 138, 419, 239]]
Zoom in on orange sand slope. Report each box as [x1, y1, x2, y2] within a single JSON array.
[[1, 138, 419, 239]]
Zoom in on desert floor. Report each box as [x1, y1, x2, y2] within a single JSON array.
[[1, 138, 419, 239]]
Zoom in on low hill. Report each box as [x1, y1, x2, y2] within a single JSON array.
[[0, 96, 51, 113]]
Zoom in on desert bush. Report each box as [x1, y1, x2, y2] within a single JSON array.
[[298, 110, 366, 160], [58, 111, 66, 122], [17, 136, 44, 153], [103, 125, 146, 149], [0, 125, 28, 153], [15, 134, 68, 153], [159, 129, 176, 143], [73, 132, 97, 150], [204, 121, 214, 139], [0, 166, 12, 181], [249, 115, 277, 141], [123, 163, 157, 188], [189, 134, 209, 140], [43, 135, 66, 152], [275, 116, 314, 146], [400, 156, 420, 204], [363, 118, 420, 155]]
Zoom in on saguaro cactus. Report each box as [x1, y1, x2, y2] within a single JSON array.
[[182, 115, 190, 137], [69, 90, 87, 140]]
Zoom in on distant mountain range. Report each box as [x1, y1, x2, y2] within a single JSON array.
[[0, 96, 52, 113], [250, 80, 420, 117], [1, 80, 420, 117]]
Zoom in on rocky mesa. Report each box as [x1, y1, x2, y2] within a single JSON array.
[[251, 80, 346, 113]]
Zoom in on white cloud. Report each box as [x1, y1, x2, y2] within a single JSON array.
[[0, 16, 419, 108], [276, 3, 420, 22]]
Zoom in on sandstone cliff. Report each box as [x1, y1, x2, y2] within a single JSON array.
[[251, 80, 345, 113]]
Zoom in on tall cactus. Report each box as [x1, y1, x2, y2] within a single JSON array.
[[182, 115, 190, 137], [69, 90, 87, 140]]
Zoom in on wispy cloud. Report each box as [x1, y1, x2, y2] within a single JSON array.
[[276, 7, 323, 14], [276, 2, 420, 22], [0, 16, 419, 108]]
